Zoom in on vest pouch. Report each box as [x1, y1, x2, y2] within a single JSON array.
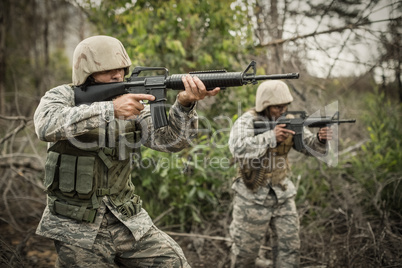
[[272, 134, 294, 156], [44, 151, 60, 192], [59, 154, 77, 197], [76, 156, 96, 199]]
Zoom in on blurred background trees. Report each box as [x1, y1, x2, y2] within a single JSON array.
[[0, 0, 401, 267]]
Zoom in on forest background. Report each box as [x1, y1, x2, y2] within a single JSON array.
[[0, 0, 401, 267]]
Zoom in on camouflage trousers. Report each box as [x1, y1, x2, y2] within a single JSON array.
[[54, 208, 190, 268], [229, 189, 300, 268]]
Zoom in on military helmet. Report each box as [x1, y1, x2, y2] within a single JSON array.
[[255, 80, 293, 112], [72, 35, 132, 86]]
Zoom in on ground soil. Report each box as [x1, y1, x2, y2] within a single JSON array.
[[0, 219, 232, 268], [3, 207, 402, 268]]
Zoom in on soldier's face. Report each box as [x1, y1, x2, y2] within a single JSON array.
[[92, 68, 125, 83], [267, 104, 288, 120]]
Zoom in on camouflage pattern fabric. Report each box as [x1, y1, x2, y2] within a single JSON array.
[[229, 110, 328, 160], [229, 181, 300, 268], [34, 84, 197, 148], [34, 84, 197, 266], [228, 110, 329, 267], [54, 207, 190, 268]]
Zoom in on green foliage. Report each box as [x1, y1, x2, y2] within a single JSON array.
[[292, 156, 334, 223], [78, 4, 255, 228], [80, 0, 257, 122], [81, 0, 252, 72], [349, 89, 402, 216], [294, 88, 402, 225], [78, 0, 402, 235], [48, 49, 72, 86], [132, 127, 234, 229]]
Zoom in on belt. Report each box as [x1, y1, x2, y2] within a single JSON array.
[[53, 200, 97, 223]]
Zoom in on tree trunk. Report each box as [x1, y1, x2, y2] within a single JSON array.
[[0, 0, 8, 114]]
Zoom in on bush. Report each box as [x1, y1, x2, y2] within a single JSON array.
[[292, 88, 402, 267], [132, 121, 235, 230], [349, 89, 402, 220]]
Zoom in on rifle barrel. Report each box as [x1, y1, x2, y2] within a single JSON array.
[[253, 73, 300, 80], [339, 119, 356, 123], [166, 71, 245, 90]]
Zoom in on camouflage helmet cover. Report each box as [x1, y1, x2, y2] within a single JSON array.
[[72, 35, 132, 86], [255, 80, 294, 112]]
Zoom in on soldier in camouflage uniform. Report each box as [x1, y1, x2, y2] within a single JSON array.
[[34, 35, 220, 267], [228, 80, 332, 268]]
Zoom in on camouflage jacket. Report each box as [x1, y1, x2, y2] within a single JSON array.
[[34, 84, 198, 249], [228, 110, 329, 204]]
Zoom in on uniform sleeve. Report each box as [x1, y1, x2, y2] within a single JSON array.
[[298, 127, 329, 156], [228, 112, 277, 159], [33, 85, 115, 142], [135, 98, 198, 153]]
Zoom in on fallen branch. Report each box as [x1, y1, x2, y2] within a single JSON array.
[[339, 139, 369, 156], [0, 120, 32, 145], [165, 231, 272, 251], [153, 207, 174, 225], [165, 231, 232, 242], [0, 115, 30, 121], [0, 155, 44, 171]]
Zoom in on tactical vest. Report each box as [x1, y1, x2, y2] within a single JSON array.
[[43, 125, 142, 223], [237, 111, 294, 192]]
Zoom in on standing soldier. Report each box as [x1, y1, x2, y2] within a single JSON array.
[[34, 35, 219, 267], [228, 80, 332, 267]]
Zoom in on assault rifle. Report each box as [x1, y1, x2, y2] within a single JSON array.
[[254, 111, 356, 151], [74, 61, 299, 129]]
